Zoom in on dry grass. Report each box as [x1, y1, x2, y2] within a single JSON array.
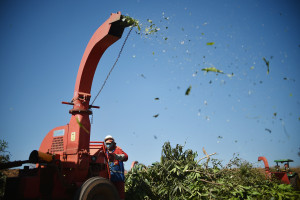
[[290, 167, 300, 175], [1, 169, 19, 177]]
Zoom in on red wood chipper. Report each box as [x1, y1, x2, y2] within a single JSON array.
[[1, 12, 132, 200], [258, 156, 300, 190]]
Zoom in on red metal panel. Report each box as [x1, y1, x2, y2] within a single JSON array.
[[272, 172, 290, 184], [19, 176, 40, 199], [39, 125, 69, 154]]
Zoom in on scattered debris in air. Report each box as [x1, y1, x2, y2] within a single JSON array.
[[280, 119, 290, 138], [192, 71, 198, 77], [185, 85, 192, 95], [202, 67, 224, 74], [283, 77, 295, 82], [265, 128, 272, 133], [262, 57, 270, 74], [140, 74, 146, 79], [153, 114, 159, 118]]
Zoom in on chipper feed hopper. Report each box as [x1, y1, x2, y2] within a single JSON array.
[[2, 12, 131, 200]]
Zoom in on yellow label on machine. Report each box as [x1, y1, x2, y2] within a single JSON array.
[[71, 132, 76, 141]]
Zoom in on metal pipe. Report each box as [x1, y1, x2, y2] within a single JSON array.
[[29, 150, 53, 163]]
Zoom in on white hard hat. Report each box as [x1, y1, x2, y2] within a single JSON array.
[[104, 135, 114, 142]]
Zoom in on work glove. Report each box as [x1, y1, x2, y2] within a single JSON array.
[[114, 154, 126, 161]]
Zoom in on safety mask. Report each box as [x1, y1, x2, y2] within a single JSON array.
[[106, 142, 112, 150]]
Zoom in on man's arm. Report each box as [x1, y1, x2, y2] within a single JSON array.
[[114, 146, 128, 161]]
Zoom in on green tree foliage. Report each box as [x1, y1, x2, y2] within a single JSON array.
[[0, 140, 10, 197], [0, 140, 10, 163], [125, 142, 300, 199]]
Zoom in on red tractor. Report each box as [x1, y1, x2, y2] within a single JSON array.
[[1, 12, 131, 200], [258, 156, 300, 190]]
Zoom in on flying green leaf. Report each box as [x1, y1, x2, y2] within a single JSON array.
[[206, 42, 215, 46], [262, 57, 270, 74], [185, 85, 192, 95], [154, 97, 159, 100], [152, 52, 155, 55], [250, 66, 255, 70], [76, 117, 90, 134], [201, 67, 224, 74], [273, 112, 277, 117]]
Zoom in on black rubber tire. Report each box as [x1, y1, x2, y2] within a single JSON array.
[[74, 177, 99, 200], [289, 174, 300, 191], [75, 177, 119, 200]]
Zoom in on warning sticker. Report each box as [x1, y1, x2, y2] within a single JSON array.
[[71, 132, 76, 141]]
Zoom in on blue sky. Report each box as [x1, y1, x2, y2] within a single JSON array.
[[0, 0, 299, 170]]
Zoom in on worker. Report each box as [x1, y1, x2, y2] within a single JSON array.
[[284, 163, 289, 171], [104, 135, 128, 200]]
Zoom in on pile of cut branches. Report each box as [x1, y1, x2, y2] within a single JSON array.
[[125, 142, 300, 199]]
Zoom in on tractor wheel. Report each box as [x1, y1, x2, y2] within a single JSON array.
[[75, 177, 119, 200], [289, 174, 300, 191]]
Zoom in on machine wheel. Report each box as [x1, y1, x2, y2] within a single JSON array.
[[289, 174, 300, 191], [75, 177, 119, 200]]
